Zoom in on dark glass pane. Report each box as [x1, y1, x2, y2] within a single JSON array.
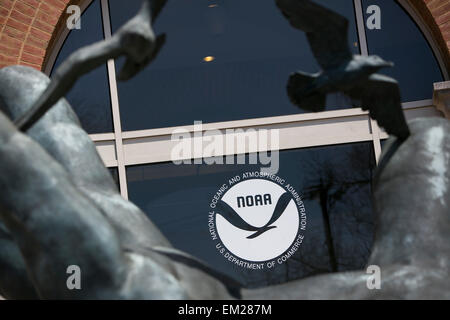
[[126, 142, 375, 288], [363, 0, 443, 102], [108, 167, 120, 191], [52, 1, 113, 134], [109, 0, 359, 131]]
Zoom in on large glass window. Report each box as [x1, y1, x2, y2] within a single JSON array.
[[126, 142, 375, 287], [47, 0, 446, 284], [51, 0, 446, 135], [109, 0, 360, 131], [51, 1, 113, 134]]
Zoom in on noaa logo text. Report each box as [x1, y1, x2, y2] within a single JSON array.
[[237, 194, 272, 208]]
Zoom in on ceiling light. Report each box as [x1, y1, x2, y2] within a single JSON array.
[[203, 56, 215, 62]]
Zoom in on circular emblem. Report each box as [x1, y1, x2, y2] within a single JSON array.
[[208, 172, 307, 269]]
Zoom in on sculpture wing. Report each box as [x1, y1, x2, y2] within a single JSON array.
[[346, 74, 410, 140], [276, 0, 352, 69], [216, 200, 259, 232]]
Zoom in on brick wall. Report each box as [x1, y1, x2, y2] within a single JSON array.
[[0, 0, 72, 70], [411, 0, 450, 72], [0, 0, 449, 72], [425, 0, 450, 49]]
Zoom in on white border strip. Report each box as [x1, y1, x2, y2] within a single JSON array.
[[101, 0, 128, 198]]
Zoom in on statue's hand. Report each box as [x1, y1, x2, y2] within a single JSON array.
[[117, 33, 166, 81], [114, 0, 167, 81]]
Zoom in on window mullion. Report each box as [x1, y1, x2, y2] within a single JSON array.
[[354, 0, 381, 163], [354, 0, 369, 56], [101, 0, 129, 199]]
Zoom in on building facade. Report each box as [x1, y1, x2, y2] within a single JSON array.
[[0, 0, 449, 288]]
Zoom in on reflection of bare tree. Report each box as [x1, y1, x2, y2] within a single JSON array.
[[301, 144, 373, 269], [240, 144, 375, 289], [280, 143, 375, 285]]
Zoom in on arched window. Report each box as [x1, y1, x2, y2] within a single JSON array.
[[51, 0, 113, 134], [362, 0, 444, 102], [48, 0, 447, 288]]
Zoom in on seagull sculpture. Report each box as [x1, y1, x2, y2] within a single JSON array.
[[14, 0, 168, 132], [276, 0, 410, 140]]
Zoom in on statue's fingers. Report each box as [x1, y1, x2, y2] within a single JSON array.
[[117, 33, 166, 81]]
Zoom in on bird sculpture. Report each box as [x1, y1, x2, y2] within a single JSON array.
[[276, 0, 410, 140], [14, 0, 167, 132]]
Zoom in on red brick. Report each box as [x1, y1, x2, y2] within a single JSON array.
[[39, 2, 61, 18], [0, 54, 18, 65], [25, 34, 48, 49], [0, 6, 10, 18], [20, 51, 44, 65], [431, 3, 450, 17], [13, 2, 37, 18], [21, 62, 41, 70], [6, 17, 30, 33], [4, 25, 26, 40], [20, 0, 41, 8], [10, 9, 34, 25], [436, 12, 450, 26], [36, 10, 59, 26], [0, 34, 23, 49], [23, 43, 45, 56], [45, 0, 66, 11], [29, 26, 52, 41], [0, 0, 14, 11], [0, 43, 20, 56], [428, 0, 446, 11], [32, 18, 53, 33]]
